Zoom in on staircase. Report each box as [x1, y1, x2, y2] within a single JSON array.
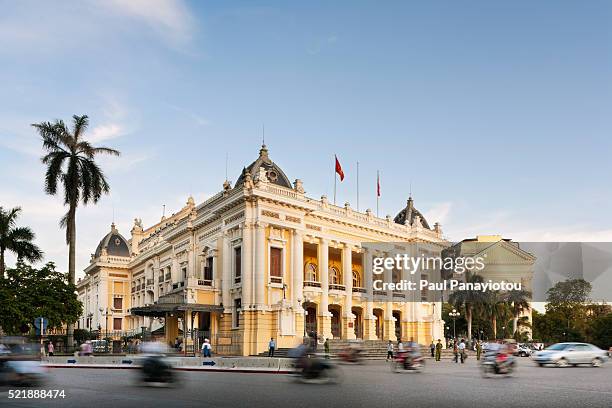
[[256, 340, 460, 359]]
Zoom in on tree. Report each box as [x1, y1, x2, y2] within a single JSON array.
[[0, 261, 82, 335], [545, 278, 592, 341], [505, 289, 532, 337], [448, 271, 486, 344], [588, 313, 612, 350], [481, 291, 510, 339], [33, 114, 119, 344], [0, 207, 43, 277]]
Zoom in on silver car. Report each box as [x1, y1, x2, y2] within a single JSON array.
[[532, 342, 609, 367]]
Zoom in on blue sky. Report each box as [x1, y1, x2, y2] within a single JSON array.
[[1, 0, 612, 275]]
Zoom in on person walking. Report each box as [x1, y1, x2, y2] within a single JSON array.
[[435, 339, 442, 361], [476, 341, 482, 361], [268, 338, 276, 357], [430, 341, 435, 358], [47, 341, 54, 357], [386, 340, 394, 361], [324, 338, 330, 359], [453, 340, 459, 363], [201, 338, 212, 358], [458, 339, 466, 363]]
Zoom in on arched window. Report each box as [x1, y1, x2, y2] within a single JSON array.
[[352, 270, 361, 288], [304, 263, 317, 282], [329, 266, 340, 285]]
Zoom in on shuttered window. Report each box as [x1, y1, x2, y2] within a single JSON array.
[[270, 247, 282, 277]]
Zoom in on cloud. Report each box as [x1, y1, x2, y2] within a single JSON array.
[[101, 0, 195, 46], [424, 202, 452, 225], [88, 124, 125, 143]]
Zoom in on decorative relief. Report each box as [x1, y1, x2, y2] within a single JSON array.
[[285, 215, 301, 223], [306, 224, 322, 231], [224, 212, 244, 225], [199, 227, 221, 241], [262, 210, 280, 219]]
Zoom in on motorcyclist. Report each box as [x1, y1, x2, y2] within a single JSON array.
[[404, 337, 420, 368]]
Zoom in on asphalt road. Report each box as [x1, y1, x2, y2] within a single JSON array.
[[2, 358, 611, 408]]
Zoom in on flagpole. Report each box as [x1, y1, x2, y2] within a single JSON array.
[[333, 155, 337, 205], [356, 161, 360, 211], [376, 170, 380, 217]]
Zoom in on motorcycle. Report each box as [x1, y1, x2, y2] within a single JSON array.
[[391, 352, 425, 373], [292, 354, 342, 384], [338, 346, 363, 364], [481, 352, 514, 377], [136, 355, 178, 387]]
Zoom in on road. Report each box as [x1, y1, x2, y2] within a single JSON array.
[[2, 358, 611, 408]]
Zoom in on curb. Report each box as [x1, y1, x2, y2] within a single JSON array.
[[42, 364, 295, 374]]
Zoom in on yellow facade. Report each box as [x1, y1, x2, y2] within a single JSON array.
[[77, 145, 448, 355]]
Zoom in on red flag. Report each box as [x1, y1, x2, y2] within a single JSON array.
[[377, 171, 381, 197], [335, 155, 344, 181]]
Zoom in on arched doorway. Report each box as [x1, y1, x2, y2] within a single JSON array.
[[303, 302, 317, 336], [393, 310, 402, 341], [329, 305, 342, 339], [373, 308, 384, 339], [352, 306, 363, 339]]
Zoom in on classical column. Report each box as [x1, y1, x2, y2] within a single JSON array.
[[318, 238, 333, 339], [383, 252, 397, 341], [254, 222, 266, 308], [342, 244, 356, 339], [221, 232, 232, 314], [363, 249, 377, 340], [241, 223, 253, 307], [292, 230, 304, 310]]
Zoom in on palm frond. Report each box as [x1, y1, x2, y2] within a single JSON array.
[[72, 115, 89, 141]]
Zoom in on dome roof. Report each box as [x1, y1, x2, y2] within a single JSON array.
[[394, 197, 431, 229], [235, 144, 292, 189], [94, 223, 131, 258]]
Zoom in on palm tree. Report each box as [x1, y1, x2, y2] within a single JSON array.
[[505, 289, 532, 337], [33, 114, 120, 344], [481, 291, 510, 340], [0, 206, 43, 277], [448, 271, 486, 344]]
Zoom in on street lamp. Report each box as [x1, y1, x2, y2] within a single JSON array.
[[501, 326, 506, 340], [449, 308, 460, 340]]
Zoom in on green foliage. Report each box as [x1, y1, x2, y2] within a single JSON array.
[[0, 261, 82, 334], [0, 206, 43, 275], [588, 313, 612, 349]]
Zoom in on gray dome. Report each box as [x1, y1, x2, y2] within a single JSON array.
[[235, 144, 292, 189], [94, 223, 131, 258], [394, 197, 431, 229]]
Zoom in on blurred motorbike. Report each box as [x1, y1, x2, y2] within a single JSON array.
[[0, 338, 47, 387], [481, 352, 514, 377], [289, 344, 342, 384], [135, 342, 178, 387], [391, 352, 425, 373], [338, 346, 363, 364]]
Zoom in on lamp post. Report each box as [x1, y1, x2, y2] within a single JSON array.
[[99, 307, 111, 352], [501, 326, 506, 340], [449, 309, 460, 340]]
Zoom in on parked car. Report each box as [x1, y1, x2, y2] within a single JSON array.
[[91, 340, 109, 353], [532, 342, 608, 367], [515, 344, 532, 357]]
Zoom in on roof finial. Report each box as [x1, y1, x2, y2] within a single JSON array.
[[262, 123, 265, 147]]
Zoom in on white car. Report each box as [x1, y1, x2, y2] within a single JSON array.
[[532, 342, 609, 367], [515, 344, 532, 357]]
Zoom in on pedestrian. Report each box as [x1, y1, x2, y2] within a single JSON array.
[[268, 337, 276, 357], [430, 341, 435, 358], [174, 337, 180, 350], [324, 338, 330, 359], [386, 340, 394, 361], [476, 341, 482, 361], [201, 338, 212, 357], [47, 341, 54, 357], [453, 340, 459, 363], [435, 339, 442, 361], [459, 338, 466, 363]]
